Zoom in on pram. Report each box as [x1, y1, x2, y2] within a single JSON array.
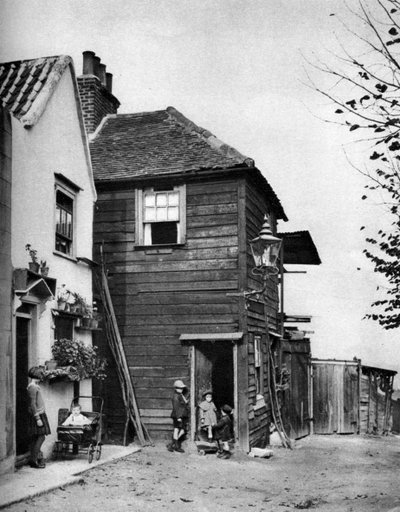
[[53, 396, 103, 463]]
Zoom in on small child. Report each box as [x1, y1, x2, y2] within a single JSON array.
[[62, 403, 92, 426], [27, 366, 51, 468], [167, 379, 189, 453], [213, 404, 233, 459], [198, 390, 217, 441]]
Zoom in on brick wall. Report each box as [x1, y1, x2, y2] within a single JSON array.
[[77, 76, 120, 134]]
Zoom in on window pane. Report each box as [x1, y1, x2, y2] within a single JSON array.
[[156, 193, 167, 207], [144, 207, 156, 221], [151, 222, 178, 244], [167, 206, 179, 221], [144, 194, 155, 207], [55, 188, 73, 255], [66, 212, 72, 238], [156, 207, 168, 221], [168, 192, 179, 206], [54, 316, 74, 340]]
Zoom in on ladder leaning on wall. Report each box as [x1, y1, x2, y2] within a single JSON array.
[[95, 246, 153, 447]]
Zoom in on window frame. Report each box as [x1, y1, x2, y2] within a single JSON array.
[[135, 184, 186, 247], [54, 182, 76, 258]]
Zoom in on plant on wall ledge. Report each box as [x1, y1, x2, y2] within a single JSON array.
[[25, 243, 39, 273], [25, 244, 49, 276], [45, 338, 107, 382]]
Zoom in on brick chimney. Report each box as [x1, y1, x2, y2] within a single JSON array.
[[77, 51, 120, 135]]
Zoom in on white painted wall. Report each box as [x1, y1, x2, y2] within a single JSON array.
[[11, 66, 96, 457]]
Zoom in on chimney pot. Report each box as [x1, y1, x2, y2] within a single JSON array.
[[93, 56, 101, 79], [106, 72, 113, 93], [99, 63, 107, 86], [82, 51, 96, 75]]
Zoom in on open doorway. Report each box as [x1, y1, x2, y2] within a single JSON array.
[[193, 341, 234, 435], [15, 311, 31, 459]]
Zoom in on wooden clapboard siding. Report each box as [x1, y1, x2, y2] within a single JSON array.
[[94, 177, 241, 439], [243, 181, 280, 446], [93, 173, 281, 446]]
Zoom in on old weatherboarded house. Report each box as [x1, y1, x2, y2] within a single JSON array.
[[0, 55, 96, 474], [78, 51, 318, 451]]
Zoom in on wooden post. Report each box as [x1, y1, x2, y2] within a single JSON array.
[[367, 371, 372, 433], [190, 346, 196, 442]]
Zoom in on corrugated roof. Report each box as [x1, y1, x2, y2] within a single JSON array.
[[0, 55, 71, 127], [91, 106, 287, 219]]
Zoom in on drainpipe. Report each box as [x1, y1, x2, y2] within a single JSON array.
[[0, 107, 13, 475]]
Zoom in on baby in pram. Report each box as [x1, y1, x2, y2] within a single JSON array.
[[62, 403, 92, 426]]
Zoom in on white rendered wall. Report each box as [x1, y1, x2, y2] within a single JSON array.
[[11, 67, 96, 457]]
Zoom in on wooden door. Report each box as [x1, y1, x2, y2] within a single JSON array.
[[16, 316, 30, 455], [312, 361, 359, 434], [281, 343, 310, 439]]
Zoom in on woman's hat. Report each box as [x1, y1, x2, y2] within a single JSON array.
[[222, 404, 232, 414], [173, 379, 186, 389], [28, 366, 44, 379], [202, 389, 213, 398]]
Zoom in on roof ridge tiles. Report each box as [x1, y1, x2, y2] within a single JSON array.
[[0, 54, 72, 127]]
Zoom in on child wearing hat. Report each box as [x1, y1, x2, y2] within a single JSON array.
[[167, 379, 189, 453], [27, 366, 51, 468], [213, 404, 233, 459], [198, 390, 217, 441]]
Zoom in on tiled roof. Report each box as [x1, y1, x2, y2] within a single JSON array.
[[90, 107, 255, 181], [91, 107, 287, 219], [0, 55, 71, 127]]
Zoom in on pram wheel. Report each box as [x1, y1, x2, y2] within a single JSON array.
[[95, 442, 102, 461], [198, 449, 206, 456], [88, 443, 94, 463]]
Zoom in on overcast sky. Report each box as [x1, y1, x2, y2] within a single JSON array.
[[1, 0, 398, 380]]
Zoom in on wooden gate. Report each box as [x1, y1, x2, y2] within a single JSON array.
[[280, 340, 310, 439], [312, 359, 359, 434]]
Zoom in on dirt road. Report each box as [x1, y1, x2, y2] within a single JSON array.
[[4, 434, 400, 511]]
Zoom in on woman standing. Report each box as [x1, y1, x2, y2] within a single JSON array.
[[27, 367, 51, 468]]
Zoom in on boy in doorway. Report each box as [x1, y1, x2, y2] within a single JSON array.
[[198, 390, 218, 441], [167, 379, 189, 453], [213, 404, 233, 459]]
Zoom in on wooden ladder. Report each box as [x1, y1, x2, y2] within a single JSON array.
[[95, 247, 153, 446]]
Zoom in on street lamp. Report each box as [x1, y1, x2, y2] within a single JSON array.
[[249, 215, 282, 276], [226, 214, 282, 305]]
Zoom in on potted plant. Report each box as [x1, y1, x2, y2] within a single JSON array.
[[72, 293, 91, 316], [45, 359, 58, 371], [40, 259, 49, 277], [25, 243, 40, 273], [90, 309, 101, 329], [56, 284, 71, 311]]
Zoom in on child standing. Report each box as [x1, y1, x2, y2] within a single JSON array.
[[198, 390, 217, 441], [167, 379, 189, 453], [62, 403, 92, 426], [213, 404, 233, 459], [27, 367, 51, 468]]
